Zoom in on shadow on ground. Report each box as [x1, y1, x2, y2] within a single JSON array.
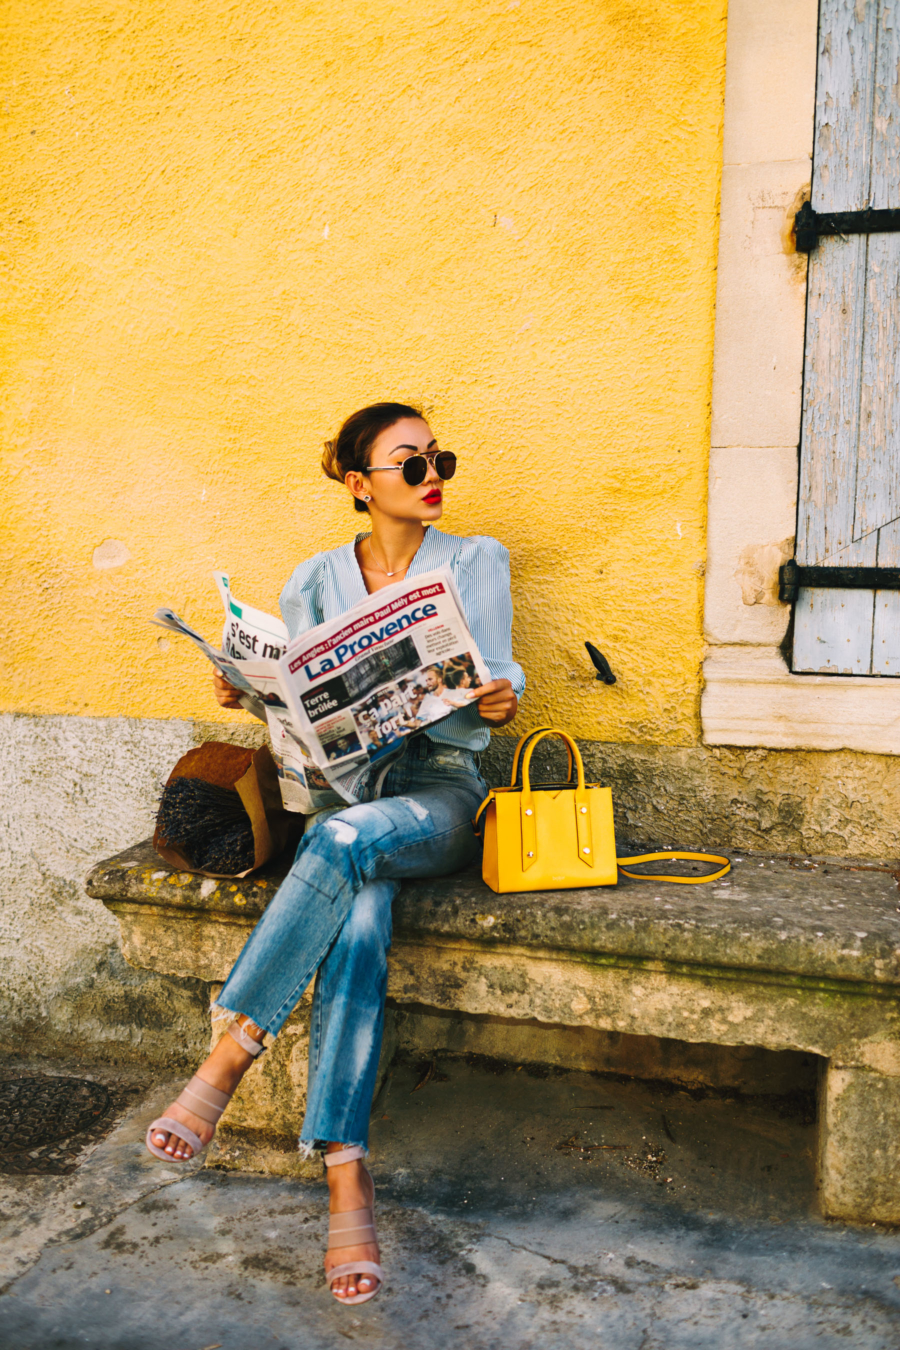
[[1, 1053, 899, 1349]]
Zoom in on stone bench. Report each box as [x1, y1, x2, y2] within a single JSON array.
[[85, 842, 900, 1223]]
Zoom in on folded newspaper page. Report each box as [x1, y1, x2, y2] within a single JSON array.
[[210, 574, 325, 812], [214, 573, 289, 664], [152, 565, 489, 810], [152, 585, 337, 813]]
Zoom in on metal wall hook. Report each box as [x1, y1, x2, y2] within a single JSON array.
[[585, 642, 616, 685]]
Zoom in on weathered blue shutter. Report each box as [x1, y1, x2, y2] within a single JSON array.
[[793, 0, 900, 675]]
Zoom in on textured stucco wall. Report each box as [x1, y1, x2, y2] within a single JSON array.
[[484, 736, 900, 863], [5, 3, 895, 1078], [2, 0, 731, 1057], [2, 0, 726, 745], [0, 714, 209, 1066]]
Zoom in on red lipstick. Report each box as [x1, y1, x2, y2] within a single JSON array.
[[422, 489, 442, 505]]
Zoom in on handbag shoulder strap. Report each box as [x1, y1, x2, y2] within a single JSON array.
[[472, 785, 519, 838], [473, 793, 493, 838], [617, 851, 730, 884]]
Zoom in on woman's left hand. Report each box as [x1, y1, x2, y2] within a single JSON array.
[[471, 678, 518, 727]]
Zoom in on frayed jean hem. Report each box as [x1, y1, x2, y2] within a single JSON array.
[[208, 1000, 274, 1048], [298, 1138, 369, 1160]]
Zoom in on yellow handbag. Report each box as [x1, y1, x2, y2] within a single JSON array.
[[474, 727, 730, 894]]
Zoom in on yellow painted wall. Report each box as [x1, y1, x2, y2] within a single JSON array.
[[2, 0, 726, 743]]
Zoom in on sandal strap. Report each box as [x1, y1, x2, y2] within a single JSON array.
[[227, 1020, 265, 1057], [327, 1261, 384, 1287], [323, 1146, 366, 1167], [146, 1117, 204, 1159], [176, 1075, 231, 1126], [327, 1207, 377, 1250]]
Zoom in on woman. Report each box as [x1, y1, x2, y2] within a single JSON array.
[[145, 402, 524, 1305]]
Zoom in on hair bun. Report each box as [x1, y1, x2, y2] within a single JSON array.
[[321, 402, 424, 512]]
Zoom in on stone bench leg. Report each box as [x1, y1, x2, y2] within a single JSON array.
[[203, 986, 398, 1180], [818, 1057, 900, 1223], [205, 987, 321, 1179]]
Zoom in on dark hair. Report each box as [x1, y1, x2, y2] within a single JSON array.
[[443, 661, 476, 689], [322, 402, 424, 513]]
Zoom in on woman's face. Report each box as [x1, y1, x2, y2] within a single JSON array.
[[350, 417, 445, 523]]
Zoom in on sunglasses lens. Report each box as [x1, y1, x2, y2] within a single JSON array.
[[402, 456, 428, 486], [435, 451, 457, 481]]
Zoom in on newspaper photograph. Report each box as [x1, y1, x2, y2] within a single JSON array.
[[152, 564, 489, 810], [278, 569, 491, 771]]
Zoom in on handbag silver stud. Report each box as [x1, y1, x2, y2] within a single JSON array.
[[580, 807, 587, 814], [583, 847, 590, 854], [527, 851, 534, 857], [525, 808, 533, 816]]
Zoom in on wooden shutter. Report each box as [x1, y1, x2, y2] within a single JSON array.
[[793, 0, 900, 675]]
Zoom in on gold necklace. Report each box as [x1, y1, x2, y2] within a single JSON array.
[[366, 537, 410, 578]]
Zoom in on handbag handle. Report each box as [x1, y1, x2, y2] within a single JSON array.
[[520, 729, 590, 871], [473, 728, 586, 854], [509, 726, 574, 788], [520, 728, 585, 793], [472, 793, 494, 837]]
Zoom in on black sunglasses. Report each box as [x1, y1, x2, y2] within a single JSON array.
[[367, 449, 457, 487]]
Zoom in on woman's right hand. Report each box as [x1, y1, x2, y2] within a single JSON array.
[[213, 671, 244, 709]]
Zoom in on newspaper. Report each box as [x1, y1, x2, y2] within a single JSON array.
[[152, 566, 489, 810], [213, 573, 321, 812], [151, 590, 342, 813]]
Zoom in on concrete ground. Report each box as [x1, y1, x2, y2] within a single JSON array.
[[2, 1054, 900, 1349]]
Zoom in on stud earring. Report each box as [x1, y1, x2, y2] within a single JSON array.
[[363, 494, 372, 502]]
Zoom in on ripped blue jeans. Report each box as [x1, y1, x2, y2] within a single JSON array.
[[214, 738, 486, 1152]]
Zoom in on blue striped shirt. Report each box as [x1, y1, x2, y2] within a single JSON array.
[[279, 527, 525, 752]]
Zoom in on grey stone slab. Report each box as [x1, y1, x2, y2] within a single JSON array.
[[0, 1068, 203, 1291], [2, 1058, 900, 1349], [86, 842, 900, 989]]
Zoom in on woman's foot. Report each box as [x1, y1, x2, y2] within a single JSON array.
[[149, 1016, 265, 1160], [325, 1143, 382, 1300]]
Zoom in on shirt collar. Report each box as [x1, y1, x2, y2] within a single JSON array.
[[407, 525, 449, 576]]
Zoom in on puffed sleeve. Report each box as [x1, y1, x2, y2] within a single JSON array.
[[279, 553, 326, 641], [453, 536, 526, 695]]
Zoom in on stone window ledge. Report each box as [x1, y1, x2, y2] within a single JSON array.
[[701, 646, 900, 753]]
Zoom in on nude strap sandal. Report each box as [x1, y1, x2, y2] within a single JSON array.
[[324, 1145, 385, 1305], [145, 1021, 264, 1162]]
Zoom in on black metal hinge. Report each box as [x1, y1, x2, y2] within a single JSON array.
[[794, 199, 900, 253], [779, 559, 900, 603]]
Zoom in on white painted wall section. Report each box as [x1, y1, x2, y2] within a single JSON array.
[[701, 0, 900, 751]]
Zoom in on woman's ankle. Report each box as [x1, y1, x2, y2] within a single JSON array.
[[234, 1013, 266, 1042], [198, 1026, 259, 1093]]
